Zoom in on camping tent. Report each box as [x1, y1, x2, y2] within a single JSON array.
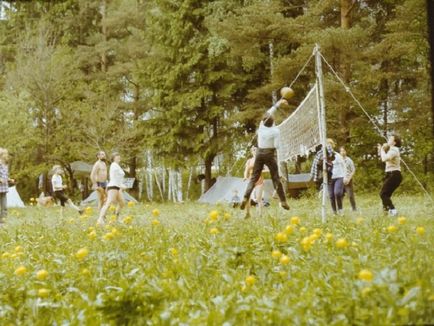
[[198, 176, 275, 204], [70, 161, 93, 177], [198, 174, 315, 204], [81, 190, 138, 206], [6, 186, 25, 208]]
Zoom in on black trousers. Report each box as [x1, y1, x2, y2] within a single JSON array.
[[53, 190, 69, 207], [380, 170, 402, 211], [243, 148, 286, 203]]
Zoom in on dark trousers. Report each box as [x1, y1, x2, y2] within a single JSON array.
[[243, 148, 286, 203], [344, 180, 357, 211], [328, 177, 344, 213], [380, 171, 402, 211]]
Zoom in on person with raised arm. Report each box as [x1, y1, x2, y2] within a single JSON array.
[[240, 99, 290, 211], [378, 134, 402, 216]]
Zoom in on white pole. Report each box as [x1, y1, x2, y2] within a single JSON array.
[[314, 44, 328, 223]]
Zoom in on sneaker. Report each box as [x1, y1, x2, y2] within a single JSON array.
[[96, 218, 105, 226], [240, 199, 248, 210], [338, 209, 344, 216], [280, 202, 290, 210], [388, 209, 398, 217]]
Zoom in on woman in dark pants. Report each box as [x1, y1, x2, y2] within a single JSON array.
[[378, 134, 402, 216]]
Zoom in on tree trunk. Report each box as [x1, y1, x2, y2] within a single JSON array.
[[427, 0, 434, 170], [100, 0, 107, 73], [154, 170, 164, 201], [129, 155, 138, 196], [380, 78, 389, 137], [204, 154, 215, 191], [176, 170, 183, 202], [339, 0, 354, 144], [340, 0, 352, 29], [186, 167, 193, 200], [146, 150, 153, 201]]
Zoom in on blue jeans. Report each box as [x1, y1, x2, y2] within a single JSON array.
[[328, 177, 344, 213]]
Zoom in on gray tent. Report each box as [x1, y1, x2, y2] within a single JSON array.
[[81, 190, 138, 206], [198, 176, 275, 204], [6, 186, 25, 208], [70, 161, 93, 177]]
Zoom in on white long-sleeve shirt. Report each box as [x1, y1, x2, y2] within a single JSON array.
[[107, 162, 125, 188], [381, 146, 401, 172], [258, 105, 280, 149], [332, 153, 346, 179], [51, 174, 63, 191]]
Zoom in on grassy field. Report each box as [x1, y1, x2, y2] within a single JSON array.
[[0, 194, 433, 325]]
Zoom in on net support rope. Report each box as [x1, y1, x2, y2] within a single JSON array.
[[227, 52, 314, 176], [320, 53, 433, 203]]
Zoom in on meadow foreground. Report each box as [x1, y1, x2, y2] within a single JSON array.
[[0, 194, 433, 325]]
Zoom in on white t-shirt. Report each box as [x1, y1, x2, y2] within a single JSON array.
[[258, 105, 280, 149], [332, 153, 346, 179], [51, 174, 63, 191], [107, 162, 125, 188]]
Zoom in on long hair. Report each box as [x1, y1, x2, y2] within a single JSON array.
[[392, 134, 402, 147]]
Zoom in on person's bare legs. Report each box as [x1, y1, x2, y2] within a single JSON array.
[[66, 199, 81, 213], [97, 189, 117, 225], [114, 190, 125, 220], [256, 185, 264, 216], [96, 187, 106, 211]]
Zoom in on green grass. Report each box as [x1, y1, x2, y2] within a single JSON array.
[[0, 194, 433, 325]]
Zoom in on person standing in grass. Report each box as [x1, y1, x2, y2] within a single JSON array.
[[0, 148, 15, 224], [328, 139, 346, 216], [97, 152, 125, 225], [51, 165, 83, 216], [340, 146, 357, 212], [378, 134, 402, 216], [90, 150, 108, 211]]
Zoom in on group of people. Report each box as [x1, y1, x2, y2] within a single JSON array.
[[0, 97, 404, 223], [51, 151, 127, 225], [0, 148, 128, 226], [310, 139, 357, 215], [238, 98, 403, 217]]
